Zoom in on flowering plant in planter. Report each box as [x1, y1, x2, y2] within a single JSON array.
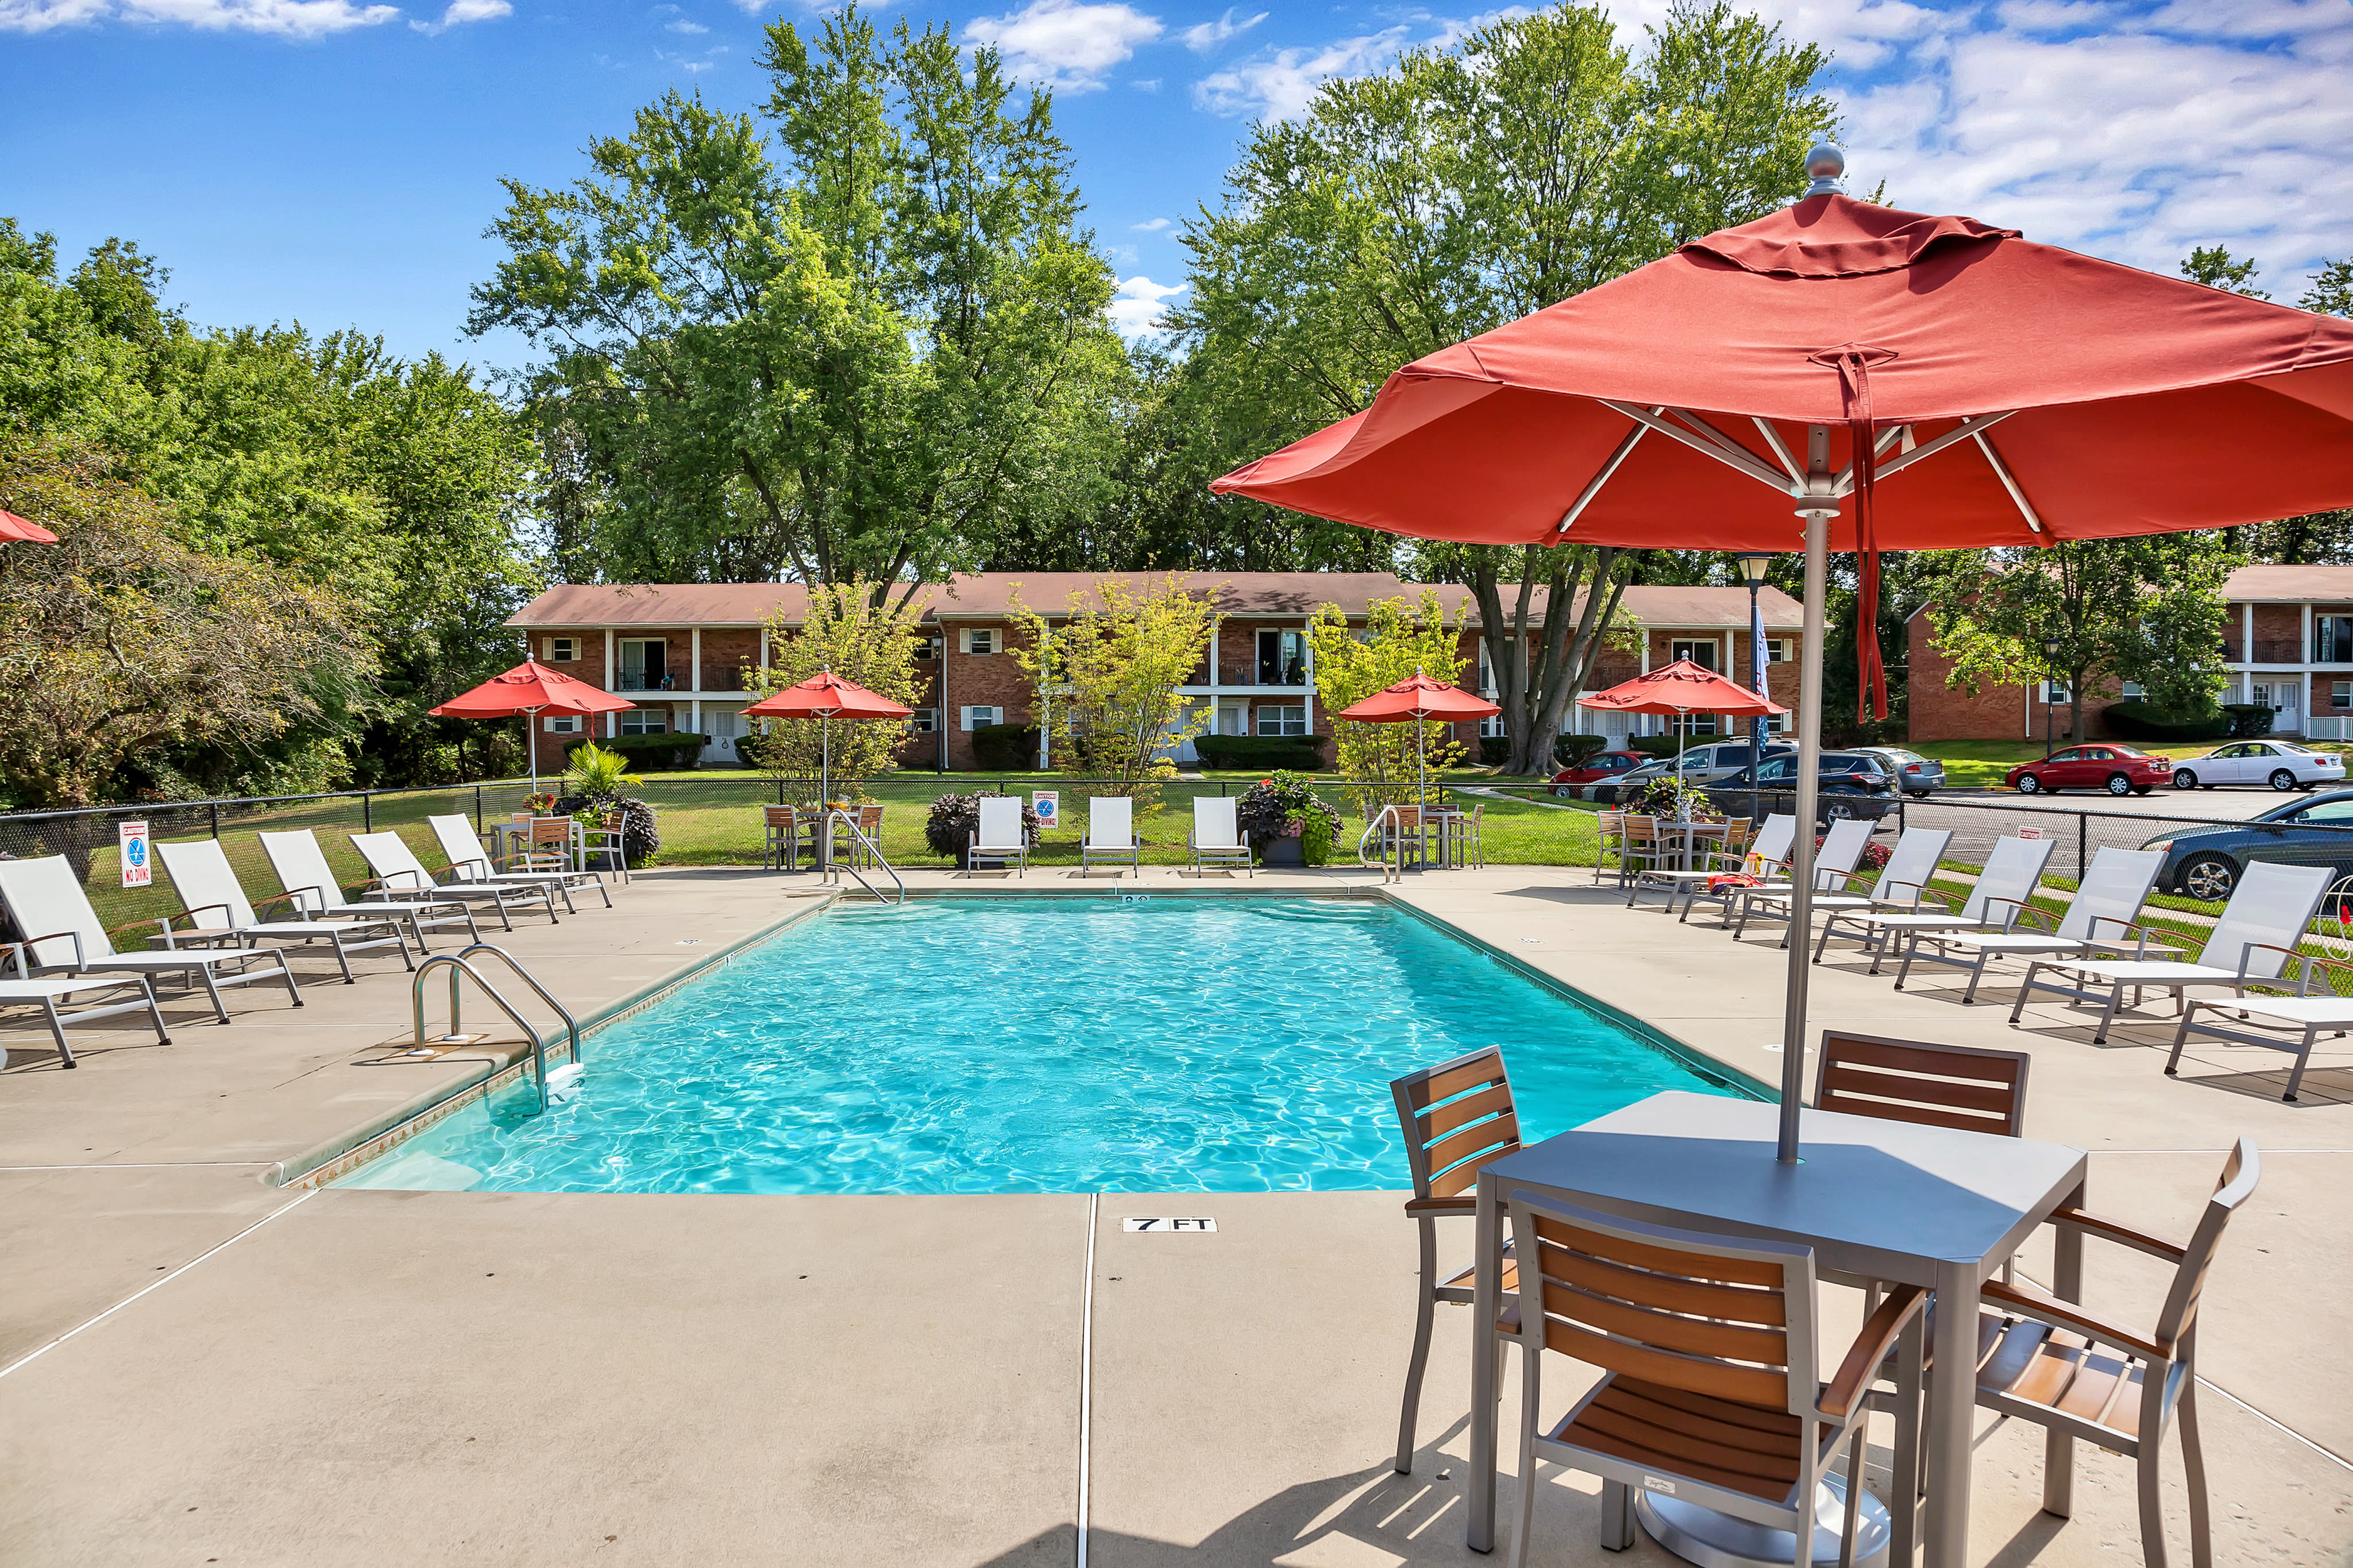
[[1234, 771, 1344, 866]]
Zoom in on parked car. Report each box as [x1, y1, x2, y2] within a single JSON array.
[[1704, 750, 1901, 824], [1550, 749, 1645, 797], [1587, 740, 1792, 804], [1854, 746, 1947, 798], [2168, 739, 2346, 792], [2004, 743, 2173, 797], [2141, 790, 2353, 901]]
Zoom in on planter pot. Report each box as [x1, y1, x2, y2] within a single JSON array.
[[1260, 837, 1306, 868]]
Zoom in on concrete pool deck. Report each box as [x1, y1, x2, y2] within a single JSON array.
[[2, 864, 2347, 1566]]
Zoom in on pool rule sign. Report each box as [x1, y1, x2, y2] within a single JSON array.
[[1122, 1217, 1216, 1233], [118, 820, 152, 888]]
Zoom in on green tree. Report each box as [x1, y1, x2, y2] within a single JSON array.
[[1170, 1, 1835, 773], [1305, 591, 1469, 810], [2180, 244, 2269, 298], [2302, 258, 2353, 318], [1925, 538, 2239, 743], [743, 580, 928, 804], [471, 5, 1125, 594], [1006, 576, 1220, 810]]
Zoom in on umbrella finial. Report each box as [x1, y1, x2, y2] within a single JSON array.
[[1804, 143, 1847, 198]]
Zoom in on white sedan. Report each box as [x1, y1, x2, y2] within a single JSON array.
[[2171, 740, 2347, 791]]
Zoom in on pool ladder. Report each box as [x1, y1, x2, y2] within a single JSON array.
[[822, 809, 905, 906], [410, 943, 583, 1111]]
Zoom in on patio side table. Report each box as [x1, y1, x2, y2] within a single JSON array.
[[1465, 1090, 2088, 1568]]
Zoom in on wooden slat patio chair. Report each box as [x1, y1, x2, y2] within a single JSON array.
[[1386, 1047, 1523, 1475], [1591, 809, 1626, 885], [762, 805, 811, 872], [1502, 1194, 1922, 1568]]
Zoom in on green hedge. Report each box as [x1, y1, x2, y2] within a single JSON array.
[[1192, 734, 1328, 771], [970, 723, 1042, 771], [2100, 701, 2232, 742], [566, 732, 708, 769]]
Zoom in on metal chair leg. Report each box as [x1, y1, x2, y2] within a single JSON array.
[[1394, 1220, 1438, 1474], [1596, 1478, 1635, 1555], [2178, 1373, 2213, 1568]]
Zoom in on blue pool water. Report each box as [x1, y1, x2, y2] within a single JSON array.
[[341, 898, 1742, 1195]]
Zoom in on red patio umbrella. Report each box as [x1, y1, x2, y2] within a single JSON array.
[[1214, 147, 2353, 1166], [1336, 670, 1500, 804], [1577, 659, 1788, 800], [0, 509, 59, 543], [430, 659, 636, 794], [743, 669, 913, 806]]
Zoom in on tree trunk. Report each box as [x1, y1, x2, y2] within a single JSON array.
[[1468, 546, 1623, 775]]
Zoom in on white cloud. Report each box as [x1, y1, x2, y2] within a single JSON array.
[[963, 0, 1163, 93], [410, 0, 506, 32], [1108, 274, 1186, 338], [0, 0, 109, 28], [1131, 216, 1172, 232], [38, 0, 401, 32], [1193, 27, 1409, 119], [1178, 6, 1262, 52]]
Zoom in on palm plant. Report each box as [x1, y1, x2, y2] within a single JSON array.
[[562, 740, 642, 804]]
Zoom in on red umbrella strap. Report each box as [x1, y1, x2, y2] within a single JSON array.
[[1816, 346, 1895, 723]]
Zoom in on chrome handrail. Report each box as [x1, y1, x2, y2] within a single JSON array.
[[410, 943, 581, 1111], [822, 809, 905, 905]]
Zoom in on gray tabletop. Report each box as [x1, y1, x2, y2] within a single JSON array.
[[1482, 1090, 2085, 1287]]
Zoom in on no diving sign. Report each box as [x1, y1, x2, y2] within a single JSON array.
[[1123, 1217, 1216, 1233]]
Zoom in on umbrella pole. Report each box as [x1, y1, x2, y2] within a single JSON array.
[[1779, 440, 1835, 1163]]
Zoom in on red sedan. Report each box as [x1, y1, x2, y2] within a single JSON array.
[[1552, 750, 1644, 797], [2005, 743, 2174, 797]]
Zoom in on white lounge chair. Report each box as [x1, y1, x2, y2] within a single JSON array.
[[0, 974, 171, 1066], [2167, 944, 2353, 1102], [2011, 859, 2335, 1043], [1831, 834, 2058, 976], [351, 831, 553, 928], [1676, 814, 1797, 925], [1895, 846, 2166, 1002], [259, 828, 482, 952], [153, 838, 414, 984], [0, 855, 302, 1025], [428, 814, 610, 912], [1730, 817, 1875, 944], [1793, 824, 1966, 963], [970, 796, 1028, 875], [1082, 796, 1142, 877], [1807, 832, 2051, 968], [1189, 795, 1252, 875]]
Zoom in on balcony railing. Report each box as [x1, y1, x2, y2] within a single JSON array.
[[614, 673, 675, 692], [2240, 639, 2309, 665]]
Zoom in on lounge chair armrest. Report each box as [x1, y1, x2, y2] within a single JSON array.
[[2047, 1206, 2187, 1263], [1908, 885, 1959, 913], [1403, 1195, 1475, 1216], [2288, 951, 2353, 998], [1820, 1284, 1928, 1418], [1872, 877, 1931, 910], [2080, 920, 2185, 960], [2232, 941, 2301, 989], [1980, 895, 2045, 932], [250, 890, 307, 916], [1980, 1279, 2169, 1362]]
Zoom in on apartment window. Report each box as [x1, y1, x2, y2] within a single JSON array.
[[2120, 681, 2146, 698], [618, 711, 670, 736], [1669, 639, 1719, 671], [1668, 712, 1719, 736], [1765, 639, 1791, 664], [616, 638, 668, 692], [1256, 629, 1306, 686], [2043, 679, 2070, 704], [2320, 616, 2353, 664], [961, 628, 998, 656], [962, 705, 1002, 731], [544, 715, 580, 733], [913, 636, 942, 661], [2335, 682, 2351, 710], [1256, 704, 1307, 736], [907, 708, 938, 733], [545, 636, 580, 663], [1478, 714, 1507, 739]]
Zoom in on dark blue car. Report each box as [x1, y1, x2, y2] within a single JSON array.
[[2140, 789, 2353, 901]]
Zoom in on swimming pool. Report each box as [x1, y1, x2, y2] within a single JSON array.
[[341, 897, 1743, 1195]]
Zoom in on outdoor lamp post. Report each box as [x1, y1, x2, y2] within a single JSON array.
[[1736, 555, 1774, 786], [2043, 636, 2064, 758]]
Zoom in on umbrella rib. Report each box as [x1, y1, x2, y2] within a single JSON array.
[[1972, 430, 2047, 535], [1556, 410, 1657, 534], [1847, 411, 2015, 492], [1598, 401, 1793, 493], [1752, 418, 1805, 486]]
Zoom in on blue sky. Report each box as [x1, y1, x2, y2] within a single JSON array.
[[3, 0, 2349, 377]]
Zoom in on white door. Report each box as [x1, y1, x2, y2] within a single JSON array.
[[704, 708, 742, 764]]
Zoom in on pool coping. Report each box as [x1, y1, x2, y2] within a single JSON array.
[[294, 880, 1764, 1192], [271, 888, 843, 1189]]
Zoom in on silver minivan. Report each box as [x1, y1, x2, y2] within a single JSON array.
[[1590, 739, 1792, 802]]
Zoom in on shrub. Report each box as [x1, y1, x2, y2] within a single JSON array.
[[1818, 834, 1892, 872], [1554, 733, 1608, 769], [1192, 734, 1327, 771], [1631, 775, 1712, 818], [1627, 735, 1683, 758], [2223, 703, 2275, 739], [970, 723, 1042, 771], [2100, 700, 2231, 742], [925, 792, 1041, 861], [568, 732, 706, 769], [1233, 770, 1345, 864], [1478, 736, 1511, 766]]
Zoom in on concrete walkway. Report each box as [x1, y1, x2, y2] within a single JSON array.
[[3, 863, 2347, 1566]]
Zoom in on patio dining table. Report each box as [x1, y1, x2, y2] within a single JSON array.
[[1654, 817, 1733, 871], [1466, 1088, 2089, 1568]]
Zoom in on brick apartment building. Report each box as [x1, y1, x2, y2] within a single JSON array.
[[1907, 564, 2353, 742], [506, 573, 1806, 773]]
